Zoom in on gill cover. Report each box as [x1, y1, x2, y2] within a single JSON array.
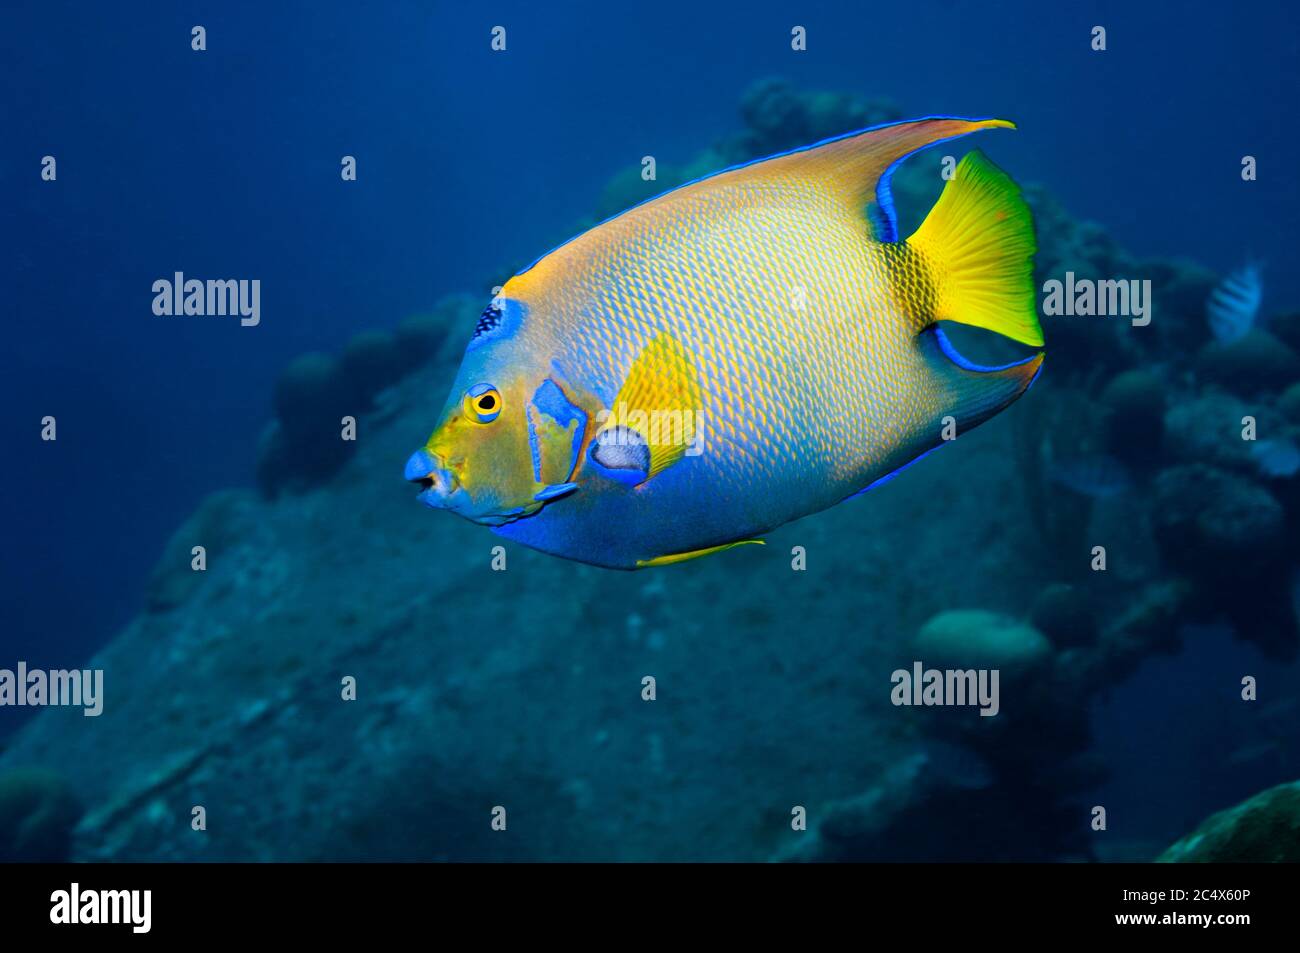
[[526, 377, 588, 493]]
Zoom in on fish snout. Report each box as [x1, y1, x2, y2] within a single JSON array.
[[404, 448, 458, 508]]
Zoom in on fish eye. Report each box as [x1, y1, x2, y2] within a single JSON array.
[[465, 383, 502, 423]]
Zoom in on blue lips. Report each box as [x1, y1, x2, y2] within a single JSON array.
[[406, 448, 450, 508], [404, 448, 436, 482]]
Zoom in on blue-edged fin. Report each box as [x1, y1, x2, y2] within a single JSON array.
[[845, 329, 1042, 504], [636, 539, 765, 569], [592, 333, 701, 485], [517, 116, 1014, 276], [703, 115, 1015, 242], [907, 150, 1042, 347], [534, 482, 578, 503], [922, 326, 1044, 432]]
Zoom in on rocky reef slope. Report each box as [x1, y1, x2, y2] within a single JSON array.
[[2, 330, 1044, 861], [3, 80, 1298, 862]]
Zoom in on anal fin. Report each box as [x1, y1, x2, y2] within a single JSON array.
[[636, 539, 765, 569], [922, 325, 1043, 433], [844, 328, 1041, 503]]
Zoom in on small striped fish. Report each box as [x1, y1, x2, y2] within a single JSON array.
[[1207, 263, 1263, 343]]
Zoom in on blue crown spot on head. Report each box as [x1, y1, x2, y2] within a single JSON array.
[[473, 305, 502, 339], [466, 297, 525, 352]]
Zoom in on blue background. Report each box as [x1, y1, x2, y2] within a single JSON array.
[[2, 0, 1297, 807]]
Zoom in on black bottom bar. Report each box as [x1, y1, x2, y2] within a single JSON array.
[[0, 861, 1284, 940]]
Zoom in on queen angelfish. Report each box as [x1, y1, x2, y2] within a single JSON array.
[[404, 116, 1045, 569]]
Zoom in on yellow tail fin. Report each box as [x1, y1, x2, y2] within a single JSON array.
[[907, 151, 1042, 347]]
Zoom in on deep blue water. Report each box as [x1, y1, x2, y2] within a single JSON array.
[[2, 0, 1299, 859], [6, 0, 1298, 674]]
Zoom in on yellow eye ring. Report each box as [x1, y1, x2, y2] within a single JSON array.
[[465, 384, 501, 423]]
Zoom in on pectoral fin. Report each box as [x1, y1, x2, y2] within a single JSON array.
[[534, 482, 578, 503], [590, 426, 652, 484], [592, 333, 701, 485]]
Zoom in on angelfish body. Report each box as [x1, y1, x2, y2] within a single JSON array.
[[407, 117, 1045, 569]]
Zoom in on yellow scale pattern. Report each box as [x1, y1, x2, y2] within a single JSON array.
[[501, 119, 1000, 525]]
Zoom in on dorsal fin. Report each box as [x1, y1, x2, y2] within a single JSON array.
[[719, 116, 1015, 241], [515, 116, 1016, 277]]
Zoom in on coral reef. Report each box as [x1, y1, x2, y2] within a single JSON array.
[[340, 330, 404, 409], [585, 79, 905, 230], [146, 490, 261, 611], [1197, 330, 1300, 397], [0, 351, 1047, 860], [1150, 465, 1295, 658], [0, 768, 82, 862], [1030, 582, 1097, 650], [776, 749, 1074, 863], [796, 577, 1198, 863], [1159, 780, 1300, 862], [256, 352, 357, 496], [1150, 465, 1287, 577], [1272, 311, 1300, 353], [729, 78, 902, 163], [1279, 382, 1300, 425], [912, 610, 1051, 677], [256, 295, 472, 496], [1100, 369, 1166, 466], [2, 78, 1298, 862], [1163, 392, 1271, 471]]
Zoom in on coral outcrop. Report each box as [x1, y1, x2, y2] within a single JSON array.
[[3, 78, 1298, 862], [1159, 780, 1300, 863], [0, 767, 82, 862]]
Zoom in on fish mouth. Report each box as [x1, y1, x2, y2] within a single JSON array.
[[404, 448, 459, 508], [403, 447, 542, 524], [415, 475, 461, 511], [413, 470, 455, 505]]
